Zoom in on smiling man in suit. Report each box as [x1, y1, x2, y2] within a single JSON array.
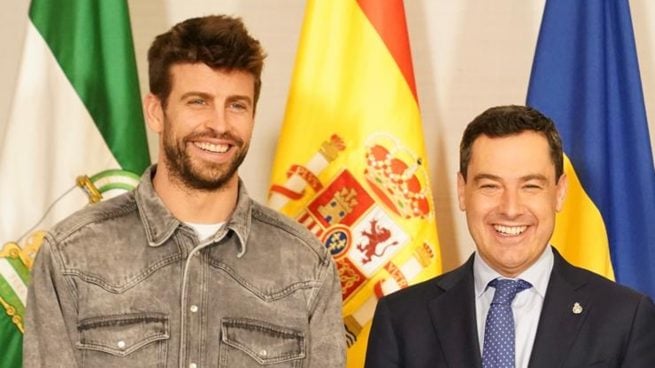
[[364, 105, 655, 368]]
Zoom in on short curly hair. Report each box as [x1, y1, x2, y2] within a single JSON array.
[[148, 15, 266, 108]]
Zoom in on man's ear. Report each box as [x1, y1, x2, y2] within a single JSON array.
[[555, 173, 568, 212], [144, 93, 164, 133], [457, 172, 467, 211]]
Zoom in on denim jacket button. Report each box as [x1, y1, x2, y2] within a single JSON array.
[[259, 349, 267, 357], [190, 305, 198, 313], [117, 340, 126, 349]]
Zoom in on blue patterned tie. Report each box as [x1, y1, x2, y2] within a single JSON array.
[[482, 279, 532, 368]]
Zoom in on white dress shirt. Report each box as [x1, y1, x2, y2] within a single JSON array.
[[474, 246, 554, 368]]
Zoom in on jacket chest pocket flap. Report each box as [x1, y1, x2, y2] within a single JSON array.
[[221, 318, 305, 365], [77, 313, 169, 357]]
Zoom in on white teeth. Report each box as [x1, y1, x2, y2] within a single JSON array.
[[195, 142, 229, 153], [494, 225, 527, 236]]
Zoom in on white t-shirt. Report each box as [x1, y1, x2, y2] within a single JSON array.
[[185, 222, 224, 242]]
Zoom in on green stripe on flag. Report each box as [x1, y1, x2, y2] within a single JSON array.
[[0, 286, 25, 326], [90, 169, 141, 196], [0, 313, 23, 368], [4, 257, 30, 287], [29, 0, 150, 175], [90, 169, 141, 183], [0, 262, 27, 320]]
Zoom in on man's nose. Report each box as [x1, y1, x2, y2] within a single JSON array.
[[498, 189, 523, 218], [205, 107, 228, 133]]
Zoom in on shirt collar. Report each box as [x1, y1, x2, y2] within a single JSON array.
[[223, 179, 252, 257], [473, 245, 554, 298], [135, 165, 252, 255]]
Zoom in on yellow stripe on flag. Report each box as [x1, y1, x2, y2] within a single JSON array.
[[269, 1, 441, 366], [552, 155, 614, 279]]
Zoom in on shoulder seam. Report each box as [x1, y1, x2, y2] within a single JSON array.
[[250, 203, 329, 264], [51, 197, 138, 246]]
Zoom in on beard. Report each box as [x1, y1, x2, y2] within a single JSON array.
[[162, 118, 249, 191]]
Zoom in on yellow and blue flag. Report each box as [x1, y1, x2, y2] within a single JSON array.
[[527, 0, 655, 298]]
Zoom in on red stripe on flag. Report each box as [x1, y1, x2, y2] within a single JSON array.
[[356, 0, 417, 101]]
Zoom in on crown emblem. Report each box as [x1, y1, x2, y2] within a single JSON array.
[[364, 135, 431, 219]]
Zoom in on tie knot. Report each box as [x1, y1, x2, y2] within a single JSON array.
[[489, 278, 532, 305]]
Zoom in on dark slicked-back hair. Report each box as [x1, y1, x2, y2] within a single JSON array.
[[459, 105, 564, 181], [148, 15, 266, 108]]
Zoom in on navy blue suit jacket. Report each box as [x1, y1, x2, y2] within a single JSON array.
[[364, 248, 655, 367]]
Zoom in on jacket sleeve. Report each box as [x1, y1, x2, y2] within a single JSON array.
[[307, 256, 346, 368], [23, 236, 80, 368], [364, 296, 401, 368], [621, 294, 655, 366]]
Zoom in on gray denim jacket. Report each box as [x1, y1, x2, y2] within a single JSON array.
[[24, 166, 346, 368]]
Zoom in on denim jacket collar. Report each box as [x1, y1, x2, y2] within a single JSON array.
[[135, 165, 252, 255], [224, 178, 252, 257]]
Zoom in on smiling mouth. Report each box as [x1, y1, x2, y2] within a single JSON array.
[[194, 141, 230, 153], [493, 225, 527, 236]]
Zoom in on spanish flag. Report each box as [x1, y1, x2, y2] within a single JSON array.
[[527, 0, 655, 298], [268, 1, 442, 365]]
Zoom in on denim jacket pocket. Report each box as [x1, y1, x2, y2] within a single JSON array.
[[219, 318, 305, 367], [77, 312, 169, 368]]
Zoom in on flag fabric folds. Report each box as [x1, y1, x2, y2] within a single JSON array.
[[268, 1, 442, 366], [527, 0, 655, 298], [0, 1, 150, 367], [0, 0, 150, 244]]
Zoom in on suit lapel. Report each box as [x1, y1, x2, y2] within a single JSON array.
[[528, 248, 591, 368], [428, 256, 482, 368]]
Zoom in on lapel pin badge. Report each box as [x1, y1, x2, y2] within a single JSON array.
[[572, 302, 583, 315]]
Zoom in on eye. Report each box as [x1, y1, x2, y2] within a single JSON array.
[[477, 183, 501, 195], [187, 98, 207, 106], [523, 183, 543, 191], [228, 101, 250, 113]]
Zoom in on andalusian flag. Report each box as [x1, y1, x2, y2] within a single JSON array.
[[527, 0, 655, 298], [268, 1, 442, 366], [0, 1, 149, 366]]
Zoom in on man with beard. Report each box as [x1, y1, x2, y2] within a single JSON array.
[[24, 15, 345, 368]]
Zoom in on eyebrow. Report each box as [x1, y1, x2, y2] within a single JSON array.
[[520, 174, 549, 182], [472, 173, 501, 183], [179, 91, 212, 101], [472, 173, 549, 183], [178, 92, 253, 107]]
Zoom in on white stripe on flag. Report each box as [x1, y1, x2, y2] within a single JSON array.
[[0, 22, 119, 242], [93, 174, 141, 191], [0, 259, 28, 307]]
